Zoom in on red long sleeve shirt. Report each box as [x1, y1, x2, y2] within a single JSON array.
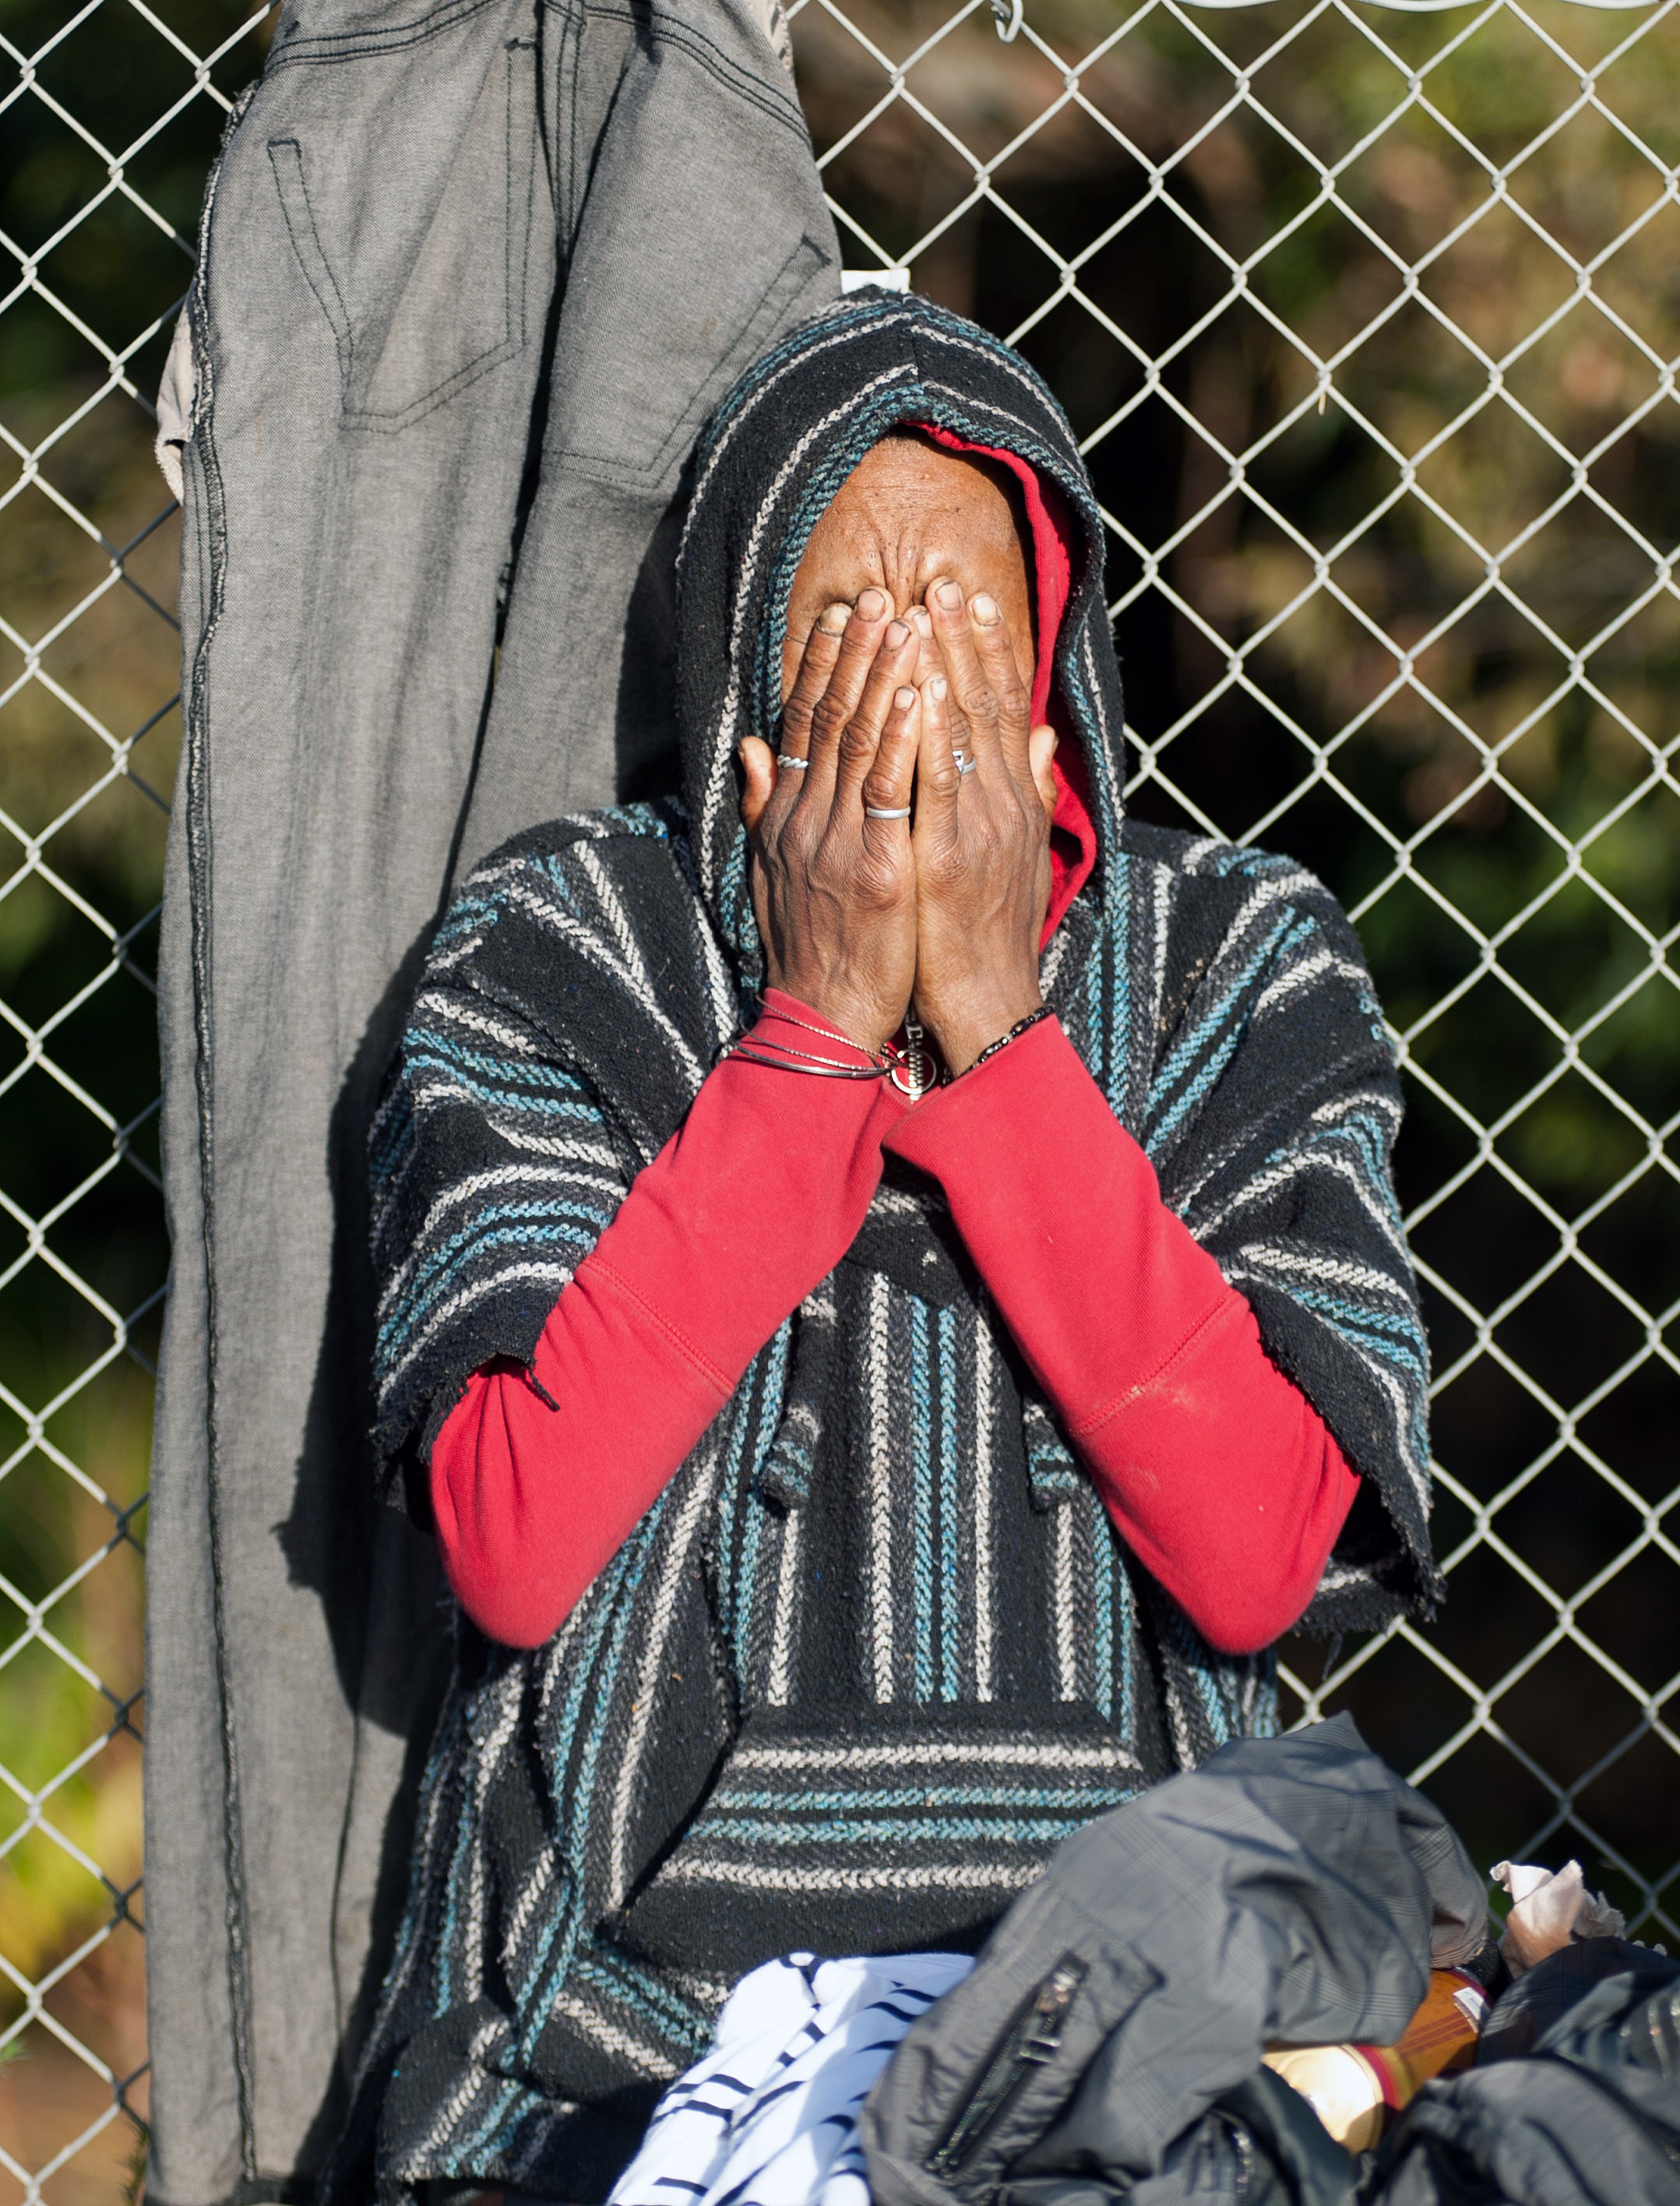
[[431, 996, 1358, 1656]]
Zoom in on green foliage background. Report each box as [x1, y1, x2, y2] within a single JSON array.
[[0, 0, 265, 2090]]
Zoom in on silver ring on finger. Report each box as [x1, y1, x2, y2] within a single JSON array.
[[953, 749, 979, 777], [864, 805, 913, 819], [777, 753, 810, 770]]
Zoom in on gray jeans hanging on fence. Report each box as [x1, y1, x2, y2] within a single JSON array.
[[146, 2, 838, 2198]]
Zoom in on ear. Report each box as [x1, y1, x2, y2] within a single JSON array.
[[1028, 724, 1058, 819]]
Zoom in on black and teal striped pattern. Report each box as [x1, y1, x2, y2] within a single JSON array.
[[329, 293, 1435, 2206]]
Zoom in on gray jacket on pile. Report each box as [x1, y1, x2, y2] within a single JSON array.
[[862, 1715, 1489, 2206], [1382, 1945, 1680, 2206], [146, 4, 839, 2200], [863, 1719, 1680, 2206]]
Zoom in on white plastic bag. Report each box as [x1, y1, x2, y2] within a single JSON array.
[[1492, 1859, 1625, 1975]]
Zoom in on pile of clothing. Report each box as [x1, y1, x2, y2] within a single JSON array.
[[605, 1718, 1680, 2206]]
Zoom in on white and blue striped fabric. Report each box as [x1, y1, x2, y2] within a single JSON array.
[[608, 1954, 975, 2206]]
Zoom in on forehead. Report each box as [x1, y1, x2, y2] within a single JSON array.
[[812, 434, 1024, 550]]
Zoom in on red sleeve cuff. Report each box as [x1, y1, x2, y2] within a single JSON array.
[[886, 1017, 1231, 1411]]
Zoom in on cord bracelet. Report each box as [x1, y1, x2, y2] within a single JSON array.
[[961, 1004, 1054, 1077]]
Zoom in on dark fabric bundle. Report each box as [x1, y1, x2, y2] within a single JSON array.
[[1373, 1950, 1680, 2206], [865, 1719, 1680, 2206], [861, 1714, 1486, 2206], [1477, 1936, 1678, 2065], [326, 291, 1438, 2205]]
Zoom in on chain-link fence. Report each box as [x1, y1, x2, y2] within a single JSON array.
[[2, 0, 1677, 2197], [4, 4, 274, 2197]]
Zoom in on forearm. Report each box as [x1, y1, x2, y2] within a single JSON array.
[[885, 1019, 1358, 1654], [434, 992, 908, 1645]]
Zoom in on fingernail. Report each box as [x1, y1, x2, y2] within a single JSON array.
[[895, 685, 917, 710], [930, 675, 948, 702], [819, 602, 850, 634], [856, 587, 888, 621], [934, 580, 962, 611], [911, 608, 932, 636], [886, 618, 910, 647], [972, 594, 999, 625]]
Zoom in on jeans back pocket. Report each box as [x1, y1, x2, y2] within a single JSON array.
[[268, 32, 538, 431]]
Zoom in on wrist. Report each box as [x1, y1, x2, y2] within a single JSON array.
[[920, 981, 1044, 1077], [759, 980, 896, 1059]]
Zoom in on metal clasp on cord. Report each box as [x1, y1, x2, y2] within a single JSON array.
[[890, 1017, 937, 1099]]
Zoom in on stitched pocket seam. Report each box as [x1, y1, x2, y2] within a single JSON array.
[[269, 138, 354, 386], [555, 229, 832, 484], [265, 41, 537, 432]]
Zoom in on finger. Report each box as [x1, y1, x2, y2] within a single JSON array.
[[831, 617, 920, 813], [968, 592, 1035, 784], [801, 587, 894, 805], [739, 738, 777, 837], [859, 683, 921, 852], [1028, 723, 1058, 820], [925, 578, 1005, 781], [777, 601, 851, 766], [925, 576, 1031, 787], [907, 604, 938, 687], [911, 671, 962, 848]]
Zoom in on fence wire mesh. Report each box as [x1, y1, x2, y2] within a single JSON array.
[[2, 0, 1677, 2197], [1, 5, 274, 2192]]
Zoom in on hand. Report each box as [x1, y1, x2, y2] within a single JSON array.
[[739, 590, 922, 1054], [911, 578, 1058, 1074]]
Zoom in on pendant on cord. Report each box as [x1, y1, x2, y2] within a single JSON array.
[[892, 1017, 938, 1100]]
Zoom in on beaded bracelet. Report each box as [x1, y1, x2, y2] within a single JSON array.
[[960, 1004, 1054, 1077]]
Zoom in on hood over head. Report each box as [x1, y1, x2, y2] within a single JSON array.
[[674, 288, 1126, 968]]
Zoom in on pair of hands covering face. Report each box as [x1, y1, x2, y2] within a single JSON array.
[[738, 580, 1058, 1077]]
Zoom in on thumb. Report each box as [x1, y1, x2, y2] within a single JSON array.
[[1028, 724, 1059, 819], [739, 738, 777, 835]]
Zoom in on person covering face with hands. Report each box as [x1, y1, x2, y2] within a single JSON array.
[[338, 293, 1437, 2206], [741, 433, 1057, 1077]]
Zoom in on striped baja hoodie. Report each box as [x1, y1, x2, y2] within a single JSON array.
[[326, 291, 1437, 2206]]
